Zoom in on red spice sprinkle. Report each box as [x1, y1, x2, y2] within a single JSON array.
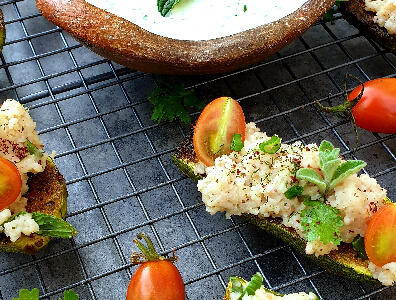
[[0, 138, 28, 161]]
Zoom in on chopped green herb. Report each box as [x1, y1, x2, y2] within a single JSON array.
[[148, 83, 205, 124], [243, 5, 247, 12], [259, 136, 281, 154], [231, 133, 244, 152], [157, 0, 180, 17], [301, 199, 343, 245], [26, 139, 43, 159], [284, 185, 304, 199], [352, 236, 368, 260], [231, 273, 263, 300]]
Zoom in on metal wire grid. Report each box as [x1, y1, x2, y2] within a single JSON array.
[[0, 0, 395, 299]]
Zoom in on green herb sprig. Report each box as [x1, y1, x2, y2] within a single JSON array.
[[296, 140, 366, 200], [148, 83, 205, 124], [4, 288, 78, 300]]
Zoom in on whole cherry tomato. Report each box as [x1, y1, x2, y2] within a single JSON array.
[[348, 78, 396, 134], [0, 157, 22, 210], [126, 233, 185, 300], [365, 203, 396, 267], [193, 97, 246, 166]]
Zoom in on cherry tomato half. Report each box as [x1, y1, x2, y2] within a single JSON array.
[[0, 157, 22, 210], [348, 78, 396, 134], [365, 203, 396, 267], [126, 260, 185, 300], [193, 97, 246, 166]]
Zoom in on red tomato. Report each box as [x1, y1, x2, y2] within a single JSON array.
[[348, 78, 396, 134], [365, 203, 396, 267], [193, 97, 246, 166], [126, 260, 185, 300], [0, 157, 22, 210]]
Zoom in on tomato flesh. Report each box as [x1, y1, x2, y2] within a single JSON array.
[[193, 97, 246, 166], [0, 157, 22, 210], [126, 260, 185, 300], [348, 78, 396, 134], [365, 203, 396, 267]]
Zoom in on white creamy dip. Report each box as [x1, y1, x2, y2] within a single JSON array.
[[85, 0, 308, 40]]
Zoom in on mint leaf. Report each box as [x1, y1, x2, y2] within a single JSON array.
[[301, 199, 343, 245], [284, 185, 304, 199], [230, 133, 244, 152], [11, 288, 39, 300], [148, 83, 204, 124], [329, 160, 366, 190], [157, 0, 180, 16], [296, 168, 326, 194], [32, 212, 77, 238], [259, 136, 281, 154]]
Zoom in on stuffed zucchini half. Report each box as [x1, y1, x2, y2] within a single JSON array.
[[341, 0, 396, 54], [0, 100, 76, 254], [172, 97, 395, 286], [224, 273, 318, 300]]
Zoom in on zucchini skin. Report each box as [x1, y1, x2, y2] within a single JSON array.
[[0, 9, 4, 52], [341, 0, 396, 53], [0, 157, 68, 254], [172, 132, 388, 283]]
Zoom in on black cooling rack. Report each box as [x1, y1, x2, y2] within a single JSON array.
[[0, 0, 395, 299]]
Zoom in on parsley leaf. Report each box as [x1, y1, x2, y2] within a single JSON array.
[[7, 288, 78, 300], [148, 83, 205, 124], [301, 199, 343, 245], [157, 0, 180, 17]]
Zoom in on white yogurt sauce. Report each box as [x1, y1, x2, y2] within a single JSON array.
[[85, 0, 308, 40]]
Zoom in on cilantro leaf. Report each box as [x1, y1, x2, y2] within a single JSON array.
[[11, 288, 39, 300], [7, 288, 79, 300], [301, 199, 343, 245], [157, 0, 180, 16], [148, 83, 205, 124]]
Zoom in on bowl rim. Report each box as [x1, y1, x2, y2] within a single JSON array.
[[35, 0, 335, 74]]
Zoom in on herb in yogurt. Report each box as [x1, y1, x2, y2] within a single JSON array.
[[157, 0, 181, 17]]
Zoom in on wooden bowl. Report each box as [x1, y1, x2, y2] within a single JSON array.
[[35, 0, 334, 75]]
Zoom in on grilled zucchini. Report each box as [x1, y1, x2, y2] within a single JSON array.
[[0, 9, 5, 52], [172, 131, 389, 283], [0, 157, 72, 254]]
